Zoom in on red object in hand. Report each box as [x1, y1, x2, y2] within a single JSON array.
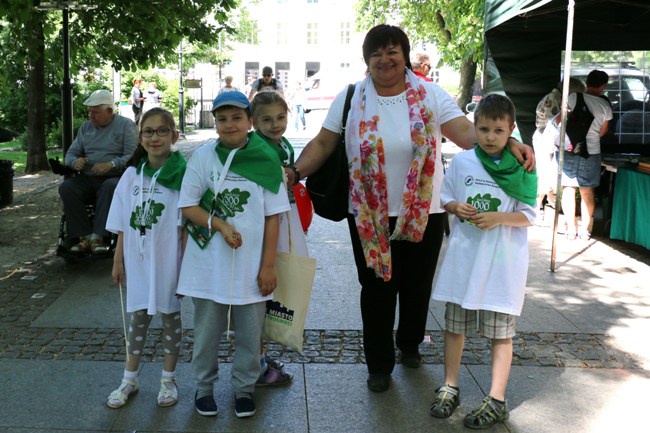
[[292, 182, 313, 232]]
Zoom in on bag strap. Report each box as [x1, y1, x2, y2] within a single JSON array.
[[341, 83, 355, 134], [285, 211, 295, 256], [212, 147, 238, 197]]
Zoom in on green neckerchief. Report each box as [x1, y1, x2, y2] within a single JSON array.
[[215, 132, 283, 193], [474, 145, 538, 206], [136, 151, 186, 191], [255, 131, 295, 165]]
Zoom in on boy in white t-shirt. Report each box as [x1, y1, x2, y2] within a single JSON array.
[[177, 91, 290, 418], [430, 94, 537, 430]]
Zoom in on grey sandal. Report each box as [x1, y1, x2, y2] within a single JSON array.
[[430, 385, 460, 418]]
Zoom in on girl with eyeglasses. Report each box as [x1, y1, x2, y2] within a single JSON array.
[[105, 107, 187, 409]]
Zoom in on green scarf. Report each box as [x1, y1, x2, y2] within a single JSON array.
[[215, 132, 283, 193], [136, 151, 186, 191], [474, 145, 538, 206], [255, 131, 295, 165]]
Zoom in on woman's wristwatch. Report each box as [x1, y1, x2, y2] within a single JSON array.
[[288, 165, 301, 185]]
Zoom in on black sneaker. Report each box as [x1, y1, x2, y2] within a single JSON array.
[[463, 396, 509, 429], [195, 392, 218, 417], [234, 393, 256, 418], [399, 350, 422, 368], [366, 373, 390, 393]]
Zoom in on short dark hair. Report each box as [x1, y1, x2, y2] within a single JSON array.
[[586, 70, 609, 88], [473, 94, 516, 126], [362, 24, 412, 69], [262, 66, 273, 75]]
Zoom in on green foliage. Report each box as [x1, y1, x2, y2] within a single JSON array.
[[46, 117, 86, 149], [163, 78, 197, 124], [68, 0, 238, 72], [0, 149, 62, 173], [0, 0, 238, 172], [354, 0, 485, 70]]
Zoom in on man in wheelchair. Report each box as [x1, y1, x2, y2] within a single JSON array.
[[58, 89, 138, 254]]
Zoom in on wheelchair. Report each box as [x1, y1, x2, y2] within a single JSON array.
[[50, 157, 117, 263]]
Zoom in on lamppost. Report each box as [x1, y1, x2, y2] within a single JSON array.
[[34, 1, 96, 155], [177, 42, 185, 135]]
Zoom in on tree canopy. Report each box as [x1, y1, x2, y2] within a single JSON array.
[[0, 0, 238, 172], [354, 0, 485, 108]]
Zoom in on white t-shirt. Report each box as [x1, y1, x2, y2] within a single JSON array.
[[567, 92, 613, 155], [176, 142, 290, 304], [432, 150, 536, 316], [143, 88, 162, 112], [106, 166, 184, 314], [322, 81, 464, 215]]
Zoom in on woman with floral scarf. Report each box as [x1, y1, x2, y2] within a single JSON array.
[[287, 25, 535, 393]]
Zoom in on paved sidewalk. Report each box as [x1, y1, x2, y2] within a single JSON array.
[[0, 130, 649, 432]]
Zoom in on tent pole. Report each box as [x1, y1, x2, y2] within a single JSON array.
[[550, 0, 576, 272]]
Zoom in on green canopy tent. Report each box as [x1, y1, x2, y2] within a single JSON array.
[[484, 0, 650, 151]]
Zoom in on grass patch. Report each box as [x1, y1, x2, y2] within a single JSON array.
[[0, 149, 63, 173]]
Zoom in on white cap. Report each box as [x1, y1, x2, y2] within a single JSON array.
[[83, 89, 114, 106]]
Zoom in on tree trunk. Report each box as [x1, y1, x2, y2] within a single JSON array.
[[456, 57, 478, 113], [25, 12, 49, 174]]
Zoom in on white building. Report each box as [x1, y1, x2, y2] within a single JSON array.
[[188, 0, 367, 107]]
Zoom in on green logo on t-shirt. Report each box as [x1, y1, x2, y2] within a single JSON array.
[[214, 188, 250, 220], [130, 201, 166, 230], [466, 193, 501, 213]]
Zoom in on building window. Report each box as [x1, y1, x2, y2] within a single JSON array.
[[340, 22, 351, 45], [307, 0, 319, 3], [307, 23, 319, 45], [277, 22, 288, 45]]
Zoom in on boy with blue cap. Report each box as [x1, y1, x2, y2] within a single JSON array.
[[176, 91, 290, 418]]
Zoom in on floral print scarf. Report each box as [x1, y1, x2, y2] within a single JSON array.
[[346, 70, 437, 281]]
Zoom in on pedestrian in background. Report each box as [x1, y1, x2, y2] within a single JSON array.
[[430, 94, 536, 429], [130, 78, 145, 124], [411, 52, 433, 82], [105, 107, 187, 409], [143, 82, 162, 112], [218, 76, 239, 95], [533, 77, 585, 217], [248, 66, 285, 100], [289, 81, 307, 131]]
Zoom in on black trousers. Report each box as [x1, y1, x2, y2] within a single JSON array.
[[132, 104, 142, 125], [347, 212, 445, 375]]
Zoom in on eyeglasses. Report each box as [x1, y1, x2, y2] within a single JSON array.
[[263, 74, 272, 77], [141, 126, 172, 137], [423, 64, 432, 69]]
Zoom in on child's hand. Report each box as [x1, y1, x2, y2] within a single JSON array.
[[449, 202, 477, 221], [257, 265, 277, 296], [112, 261, 125, 286], [220, 225, 243, 249], [469, 212, 500, 230]]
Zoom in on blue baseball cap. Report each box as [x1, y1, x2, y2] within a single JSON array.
[[211, 91, 250, 114]]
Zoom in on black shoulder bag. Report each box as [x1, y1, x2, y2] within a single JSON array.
[[565, 93, 594, 158], [306, 84, 355, 222]]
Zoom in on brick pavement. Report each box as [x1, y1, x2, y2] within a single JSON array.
[[1, 129, 646, 381], [0, 251, 640, 370]]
